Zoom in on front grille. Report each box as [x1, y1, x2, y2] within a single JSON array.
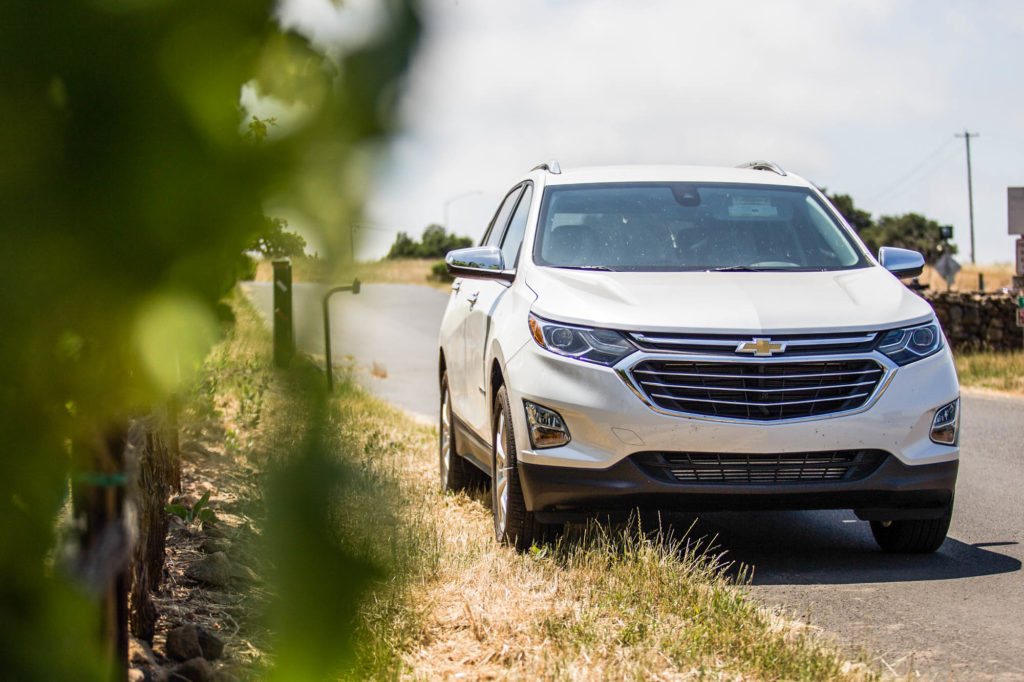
[[628, 331, 878, 356], [630, 358, 885, 420], [634, 450, 887, 485]]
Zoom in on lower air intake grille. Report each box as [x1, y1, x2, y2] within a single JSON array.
[[630, 358, 885, 420], [634, 450, 887, 485]]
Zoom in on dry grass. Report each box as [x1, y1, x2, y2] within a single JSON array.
[[955, 350, 1024, 394], [252, 256, 333, 284], [918, 262, 1016, 293], [252, 257, 450, 291], [351, 258, 450, 291], [329, 381, 878, 680], [189, 291, 882, 680]]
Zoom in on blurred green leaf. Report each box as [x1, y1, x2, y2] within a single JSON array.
[[165, 505, 190, 520], [0, 0, 419, 676]]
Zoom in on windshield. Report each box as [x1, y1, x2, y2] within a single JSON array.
[[533, 182, 868, 271]]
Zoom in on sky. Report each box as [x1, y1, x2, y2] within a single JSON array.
[[280, 0, 1024, 265]]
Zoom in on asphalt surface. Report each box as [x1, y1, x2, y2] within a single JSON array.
[[242, 281, 1024, 679], [240, 281, 445, 422]]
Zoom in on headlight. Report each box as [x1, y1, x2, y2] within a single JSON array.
[[528, 313, 636, 366], [876, 321, 944, 365]]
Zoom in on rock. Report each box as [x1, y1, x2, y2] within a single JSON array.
[[170, 657, 211, 682], [129, 636, 159, 668], [203, 524, 234, 540], [186, 552, 232, 587], [197, 628, 225, 660], [199, 538, 231, 554], [208, 669, 239, 682], [228, 562, 261, 584], [166, 624, 202, 661]]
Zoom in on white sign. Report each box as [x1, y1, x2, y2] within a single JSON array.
[[1011, 188, 1024, 235], [1017, 238, 1024, 276], [934, 252, 961, 283]]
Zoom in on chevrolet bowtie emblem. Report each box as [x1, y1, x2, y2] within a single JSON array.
[[736, 338, 786, 357]]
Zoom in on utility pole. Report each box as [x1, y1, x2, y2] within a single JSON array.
[[955, 129, 979, 264]]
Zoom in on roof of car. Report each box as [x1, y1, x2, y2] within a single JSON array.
[[535, 164, 814, 188]]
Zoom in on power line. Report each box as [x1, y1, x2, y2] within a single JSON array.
[[867, 137, 956, 205]]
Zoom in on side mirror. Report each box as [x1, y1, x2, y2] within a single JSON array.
[[878, 246, 925, 279], [445, 246, 515, 282]]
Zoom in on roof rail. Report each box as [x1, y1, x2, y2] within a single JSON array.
[[531, 159, 562, 174], [737, 160, 787, 176]]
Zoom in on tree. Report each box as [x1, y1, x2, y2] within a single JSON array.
[[826, 192, 873, 234], [249, 216, 307, 258], [386, 231, 419, 259], [386, 224, 472, 259], [824, 192, 954, 264], [861, 213, 957, 264]]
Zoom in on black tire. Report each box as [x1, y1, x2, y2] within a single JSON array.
[[492, 385, 548, 551], [870, 504, 953, 553], [439, 372, 474, 492]]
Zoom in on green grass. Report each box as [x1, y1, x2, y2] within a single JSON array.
[[196, 290, 881, 680], [955, 350, 1024, 394]]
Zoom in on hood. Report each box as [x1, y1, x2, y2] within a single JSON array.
[[525, 266, 934, 334]]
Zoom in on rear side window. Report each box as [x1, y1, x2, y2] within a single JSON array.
[[482, 186, 524, 247], [501, 184, 533, 268]]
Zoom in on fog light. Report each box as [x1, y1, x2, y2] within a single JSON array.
[[524, 400, 571, 449], [930, 399, 959, 445]]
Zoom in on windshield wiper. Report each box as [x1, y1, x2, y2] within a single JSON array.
[[711, 265, 789, 272], [553, 265, 617, 271]]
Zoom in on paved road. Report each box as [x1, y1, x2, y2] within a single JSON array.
[[242, 281, 1023, 679], [241, 282, 447, 422]]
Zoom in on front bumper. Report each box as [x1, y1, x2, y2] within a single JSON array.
[[520, 455, 958, 523], [506, 342, 960, 469], [503, 339, 960, 515]]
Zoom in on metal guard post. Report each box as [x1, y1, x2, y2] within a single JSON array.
[[323, 279, 360, 392]]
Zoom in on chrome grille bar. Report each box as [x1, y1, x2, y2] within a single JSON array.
[[631, 332, 877, 348], [628, 357, 887, 421], [633, 367, 881, 381], [649, 391, 871, 408], [639, 379, 878, 394]]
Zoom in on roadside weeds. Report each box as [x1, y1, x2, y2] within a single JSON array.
[[166, 291, 887, 680]]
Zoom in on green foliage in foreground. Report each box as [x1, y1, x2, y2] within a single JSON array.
[[0, 0, 418, 678], [387, 223, 473, 259]]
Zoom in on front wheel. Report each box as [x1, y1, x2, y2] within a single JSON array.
[[870, 504, 953, 553], [439, 372, 474, 492], [492, 386, 547, 551]]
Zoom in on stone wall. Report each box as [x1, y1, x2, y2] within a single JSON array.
[[924, 291, 1023, 352]]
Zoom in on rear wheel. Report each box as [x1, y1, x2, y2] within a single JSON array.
[[492, 385, 547, 551], [439, 372, 474, 492], [870, 503, 953, 553]]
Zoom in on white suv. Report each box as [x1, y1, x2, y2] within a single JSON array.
[[438, 161, 959, 553]]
